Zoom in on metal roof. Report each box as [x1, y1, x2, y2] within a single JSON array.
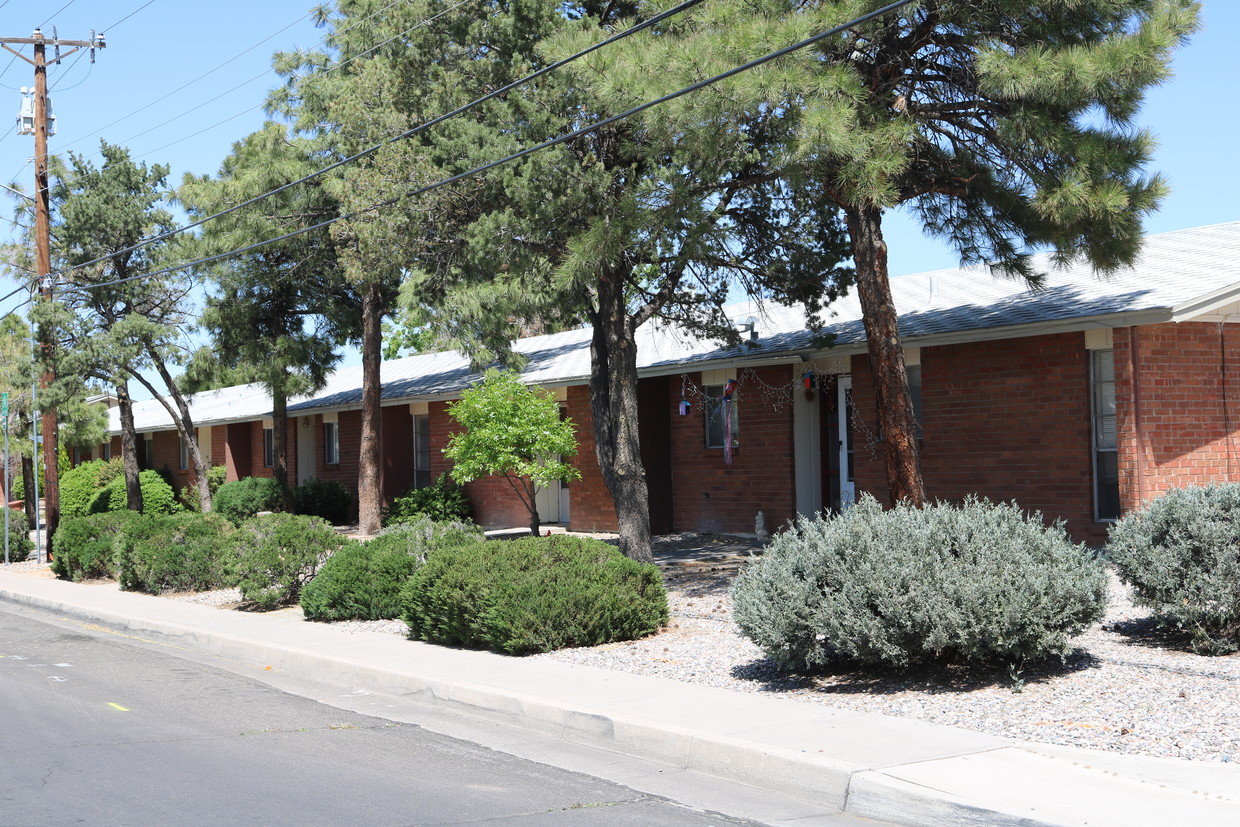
[[112, 221, 1240, 434]]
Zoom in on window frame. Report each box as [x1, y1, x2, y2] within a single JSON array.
[[324, 420, 340, 466], [1091, 348, 1120, 521], [262, 427, 275, 469], [178, 434, 189, 470], [412, 413, 430, 488]]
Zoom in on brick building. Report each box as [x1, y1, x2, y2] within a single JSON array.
[[94, 222, 1240, 544]]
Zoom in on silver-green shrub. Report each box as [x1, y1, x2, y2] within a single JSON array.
[[731, 496, 1107, 670], [1108, 483, 1240, 654]]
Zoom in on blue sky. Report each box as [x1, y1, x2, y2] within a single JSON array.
[[0, 0, 1235, 368]]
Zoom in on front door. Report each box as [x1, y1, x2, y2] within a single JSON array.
[[837, 376, 855, 509]]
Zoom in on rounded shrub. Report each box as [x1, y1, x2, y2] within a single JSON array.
[[1108, 483, 1240, 654], [4, 507, 33, 563], [383, 474, 472, 526], [51, 511, 141, 580], [401, 534, 668, 655], [229, 513, 346, 611], [90, 470, 182, 516], [116, 512, 234, 595], [302, 518, 483, 621], [61, 458, 122, 519], [731, 496, 1108, 670], [292, 478, 354, 526], [212, 476, 289, 526]]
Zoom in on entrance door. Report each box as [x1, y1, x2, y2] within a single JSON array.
[[296, 416, 316, 485], [535, 480, 561, 525], [837, 376, 855, 509]]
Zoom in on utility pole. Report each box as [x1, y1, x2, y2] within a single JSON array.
[[1, 28, 104, 557]]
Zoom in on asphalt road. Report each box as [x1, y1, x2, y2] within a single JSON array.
[[0, 604, 761, 826]]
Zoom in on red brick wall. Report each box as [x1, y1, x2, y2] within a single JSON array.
[[1115, 323, 1240, 512], [850, 334, 1101, 544], [563, 384, 619, 532], [668, 365, 797, 535]]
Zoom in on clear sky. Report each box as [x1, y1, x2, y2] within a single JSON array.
[[0, 0, 1235, 365]]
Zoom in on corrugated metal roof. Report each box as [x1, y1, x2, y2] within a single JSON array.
[[112, 221, 1240, 434]]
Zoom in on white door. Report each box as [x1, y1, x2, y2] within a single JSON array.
[[837, 376, 855, 509], [535, 480, 560, 525], [297, 416, 316, 485]]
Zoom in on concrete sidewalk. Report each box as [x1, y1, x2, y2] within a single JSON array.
[[2, 567, 1238, 826]]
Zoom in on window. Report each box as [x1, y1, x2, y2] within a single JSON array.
[[101, 442, 112, 461], [179, 435, 189, 470], [143, 437, 153, 470], [1092, 349, 1120, 520], [263, 427, 274, 468], [412, 413, 430, 488], [324, 421, 340, 465], [704, 384, 739, 449]]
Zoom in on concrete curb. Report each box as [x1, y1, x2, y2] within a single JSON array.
[[4, 571, 1240, 826]]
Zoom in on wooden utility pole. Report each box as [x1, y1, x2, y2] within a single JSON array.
[[1, 28, 104, 555]]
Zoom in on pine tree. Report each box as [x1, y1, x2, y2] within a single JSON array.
[[646, 0, 1199, 504], [178, 123, 359, 491]]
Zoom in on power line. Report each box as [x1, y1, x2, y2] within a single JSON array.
[[57, 0, 918, 294], [104, 0, 160, 32], [39, 1, 80, 30], [34, 0, 468, 207], [58, 0, 711, 278]]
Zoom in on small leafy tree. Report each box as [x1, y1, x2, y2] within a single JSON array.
[[444, 369, 580, 537]]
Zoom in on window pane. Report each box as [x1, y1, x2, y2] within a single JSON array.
[[1092, 350, 1120, 520], [704, 384, 739, 449], [1096, 450, 1120, 520]]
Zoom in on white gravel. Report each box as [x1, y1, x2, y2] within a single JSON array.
[[12, 538, 1240, 764]]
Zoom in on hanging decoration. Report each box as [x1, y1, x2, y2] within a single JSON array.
[[723, 379, 737, 464], [678, 399, 690, 416], [801, 370, 816, 401]]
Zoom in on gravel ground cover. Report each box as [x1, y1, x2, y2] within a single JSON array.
[[8, 532, 1238, 763]]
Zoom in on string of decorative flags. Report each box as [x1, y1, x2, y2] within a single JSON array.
[[676, 359, 882, 465]]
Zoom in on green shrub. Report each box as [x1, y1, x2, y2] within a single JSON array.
[[302, 518, 483, 621], [401, 534, 668, 655], [90, 470, 182, 516], [229, 513, 346, 611], [212, 476, 289, 526], [51, 511, 140, 580], [181, 465, 228, 511], [61, 458, 122, 519], [116, 512, 234, 595], [731, 496, 1108, 670], [384, 473, 472, 526], [3, 507, 33, 563], [1108, 483, 1240, 654], [292, 478, 354, 525]]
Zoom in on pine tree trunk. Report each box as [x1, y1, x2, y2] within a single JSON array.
[[20, 454, 35, 527], [357, 281, 383, 536], [846, 203, 926, 507], [132, 354, 212, 512], [116, 380, 143, 513], [588, 271, 653, 564], [272, 385, 289, 492]]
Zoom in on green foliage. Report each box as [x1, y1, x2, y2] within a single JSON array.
[[90, 469, 183, 516], [383, 473, 472, 526], [4, 507, 33, 563], [212, 476, 289, 526], [292, 478, 354, 525], [51, 511, 140, 581], [60, 458, 122, 519], [402, 534, 668, 655], [229, 513, 346, 611], [731, 496, 1108, 670], [116, 512, 234, 595], [1108, 484, 1240, 655], [302, 518, 483, 621], [181, 465, 228, 511], [444, 369, 579, 534]]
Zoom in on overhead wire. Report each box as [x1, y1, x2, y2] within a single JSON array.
[[55, 0, 918, 296], [39, 0, 80, 30], [104, 0, 160, 32], [32, 0, 466, 204], [58, 0, 713, 279]]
